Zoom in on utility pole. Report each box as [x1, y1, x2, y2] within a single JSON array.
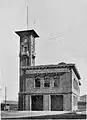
[[4, 86, 7, 110]]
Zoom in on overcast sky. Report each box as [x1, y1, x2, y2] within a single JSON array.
[[0, 0, 87, 101]]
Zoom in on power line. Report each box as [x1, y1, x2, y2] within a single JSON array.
[[48, 32, 64, 40]]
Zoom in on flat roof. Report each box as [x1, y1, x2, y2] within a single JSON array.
[[15, 29, 39, 38]]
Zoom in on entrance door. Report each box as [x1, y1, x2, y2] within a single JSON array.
[[32, 95, 43, 111], [51, 95, 63, 111]]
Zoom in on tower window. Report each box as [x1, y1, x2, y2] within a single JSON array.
[[21, 59, 26, 66], [44, 76, 50, 87], [24, 46, 28, 52], [35, 78, 40, 88], [32, 54, 35, 59]]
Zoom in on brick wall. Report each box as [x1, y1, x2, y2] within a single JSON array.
[[71, 69, 80, 111], [19, 66, 80, 111], [25, 68, 71, 94]]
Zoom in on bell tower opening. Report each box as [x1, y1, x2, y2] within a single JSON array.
[[15, 29, 39, 67]]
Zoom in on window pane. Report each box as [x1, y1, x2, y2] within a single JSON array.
[[35, 78, 40, 87], [54, 76, 60, 87], [44, 77, 50, 87], [44, 81, 50, 87]]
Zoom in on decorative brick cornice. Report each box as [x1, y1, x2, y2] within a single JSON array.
[[19, 92, 73, 95], [20, 63, 81, 80], [24, 72, 66, 78]]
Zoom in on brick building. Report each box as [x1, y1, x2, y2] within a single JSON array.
[[1, 101, 18, 111], [78, 95, 87, 111], [15, 29, 81, 111]]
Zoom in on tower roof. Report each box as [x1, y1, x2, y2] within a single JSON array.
[[15, 29, 39, 38]]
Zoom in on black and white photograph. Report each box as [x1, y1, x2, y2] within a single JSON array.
[[0, 0, 87, 119]]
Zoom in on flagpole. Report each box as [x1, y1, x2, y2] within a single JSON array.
[[27, 5, 28, 29]]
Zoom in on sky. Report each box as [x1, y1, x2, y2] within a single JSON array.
[[0, 0, 87, 101]]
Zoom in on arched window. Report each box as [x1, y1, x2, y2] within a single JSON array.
[[35, 77, 40, 88], [44, 76, 50, 87], [54, 76, 60, 87]]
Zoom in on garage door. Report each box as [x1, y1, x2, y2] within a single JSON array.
[[51, 95, 63, 111], [32, 95, 43, 111]]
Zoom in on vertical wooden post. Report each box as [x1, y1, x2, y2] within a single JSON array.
[[30, 95, 31, 111], [49, 95, 51, 110], [5, 86, 7, 110]]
